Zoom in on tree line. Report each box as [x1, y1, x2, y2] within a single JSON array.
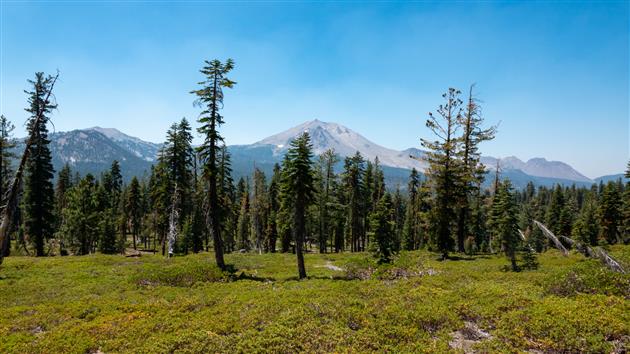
[[1, 64, 629, 278]]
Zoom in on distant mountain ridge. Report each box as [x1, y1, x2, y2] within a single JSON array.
[[16, 120, 620, 187], [480, 156, 593, 183]]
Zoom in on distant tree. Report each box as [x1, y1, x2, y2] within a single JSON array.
[[149, 162, 171, 254], [316, 149, 338, 253], [236, 178, 251, 251], [251, 168, 268, 253], [391, 187, 405, 252], [369, 193, 396, 264], [106, 161, 123, 196], [421, 88, 463, 259], [191, 58, 236, 270], [23, 73, 57, 256], [162, 119, 195, 224], [58, 175, 99, 255], [403, 168, 421, 250], [545, 185, 565, 237], [281, 133, 316, 279], [342, 152, 366, 252], [277, 160, 293, 253], [266, 164, 282, 252], [599, 182, 622, 244], [490, 180, 520, 271], [99, 209, 119, 254], [126, 177, 143, 251], [572, 196, 599, 246]]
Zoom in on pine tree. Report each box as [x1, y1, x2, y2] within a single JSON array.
[[236, 178, 251, 251], [342, 152, 366, 252], [126, 177, 143, 251], [218, 145, 236, 253], [162, 119, 195, 225], [599, 181, 622, 244], [391, 187, 405, 253], [316, 149, 338, 253], [23, 73, 57, 257], [251, 168, 268, 253], [369, 193, 395, 264], [403, 168, 421, 250], [266, 164, 282, 252], [149, 162, 171, 254], [191, 59, 235, 270], [99, 209, 119, 254], [572, 196, 599, 246], [455, 85, 496, 252], [281, 133, 316, 279], [421, 88, 463, 259], [58, 175, 99, 255], [0, 115, 16, 205], [545, 185, 565, 236], [490, 180, 520, 271], [0, 115, 16, 256]]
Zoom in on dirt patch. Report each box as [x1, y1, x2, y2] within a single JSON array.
[[448, 321, 492, 353]]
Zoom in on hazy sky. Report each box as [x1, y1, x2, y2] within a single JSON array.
[[1, 1, 628, 178]]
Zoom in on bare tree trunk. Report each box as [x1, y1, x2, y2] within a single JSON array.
[[167, 185, 180, 257]]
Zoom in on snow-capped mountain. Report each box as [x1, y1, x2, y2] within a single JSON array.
[[253, 119, 427, 171], [16, 120, 611, 188]]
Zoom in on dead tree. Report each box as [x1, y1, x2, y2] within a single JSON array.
[[559, 235, 625, 274], [0, 72, 58, 265], [533, 220, 568, 256], [167, 184, 180, 258]]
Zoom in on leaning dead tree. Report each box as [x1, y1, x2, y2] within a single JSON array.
[[558, 235, 625, 274], [533, 220, 568, 256], [0, 72, 59, 266], [167, 184, 181, 258], [533, 220, 625, 274]]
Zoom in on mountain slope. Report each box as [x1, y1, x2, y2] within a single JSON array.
[[480, 156, 593, 183], [12, 120, 604, 188], [87, 127, 161, 162]]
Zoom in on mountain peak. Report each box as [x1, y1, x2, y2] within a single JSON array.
[[254, 120, 426, 170]]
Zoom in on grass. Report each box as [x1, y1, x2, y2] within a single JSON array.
[[0, 247, 629, 353]]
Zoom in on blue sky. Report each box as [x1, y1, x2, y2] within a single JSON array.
[[0, 1, 628, 178]]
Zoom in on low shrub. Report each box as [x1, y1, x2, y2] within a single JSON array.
[[134, 259, 226, 287]]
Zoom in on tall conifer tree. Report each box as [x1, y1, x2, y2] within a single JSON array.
[[191, 59, 235, 270], [281, 133, 316, 279], [23, 73, 57, 256]]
